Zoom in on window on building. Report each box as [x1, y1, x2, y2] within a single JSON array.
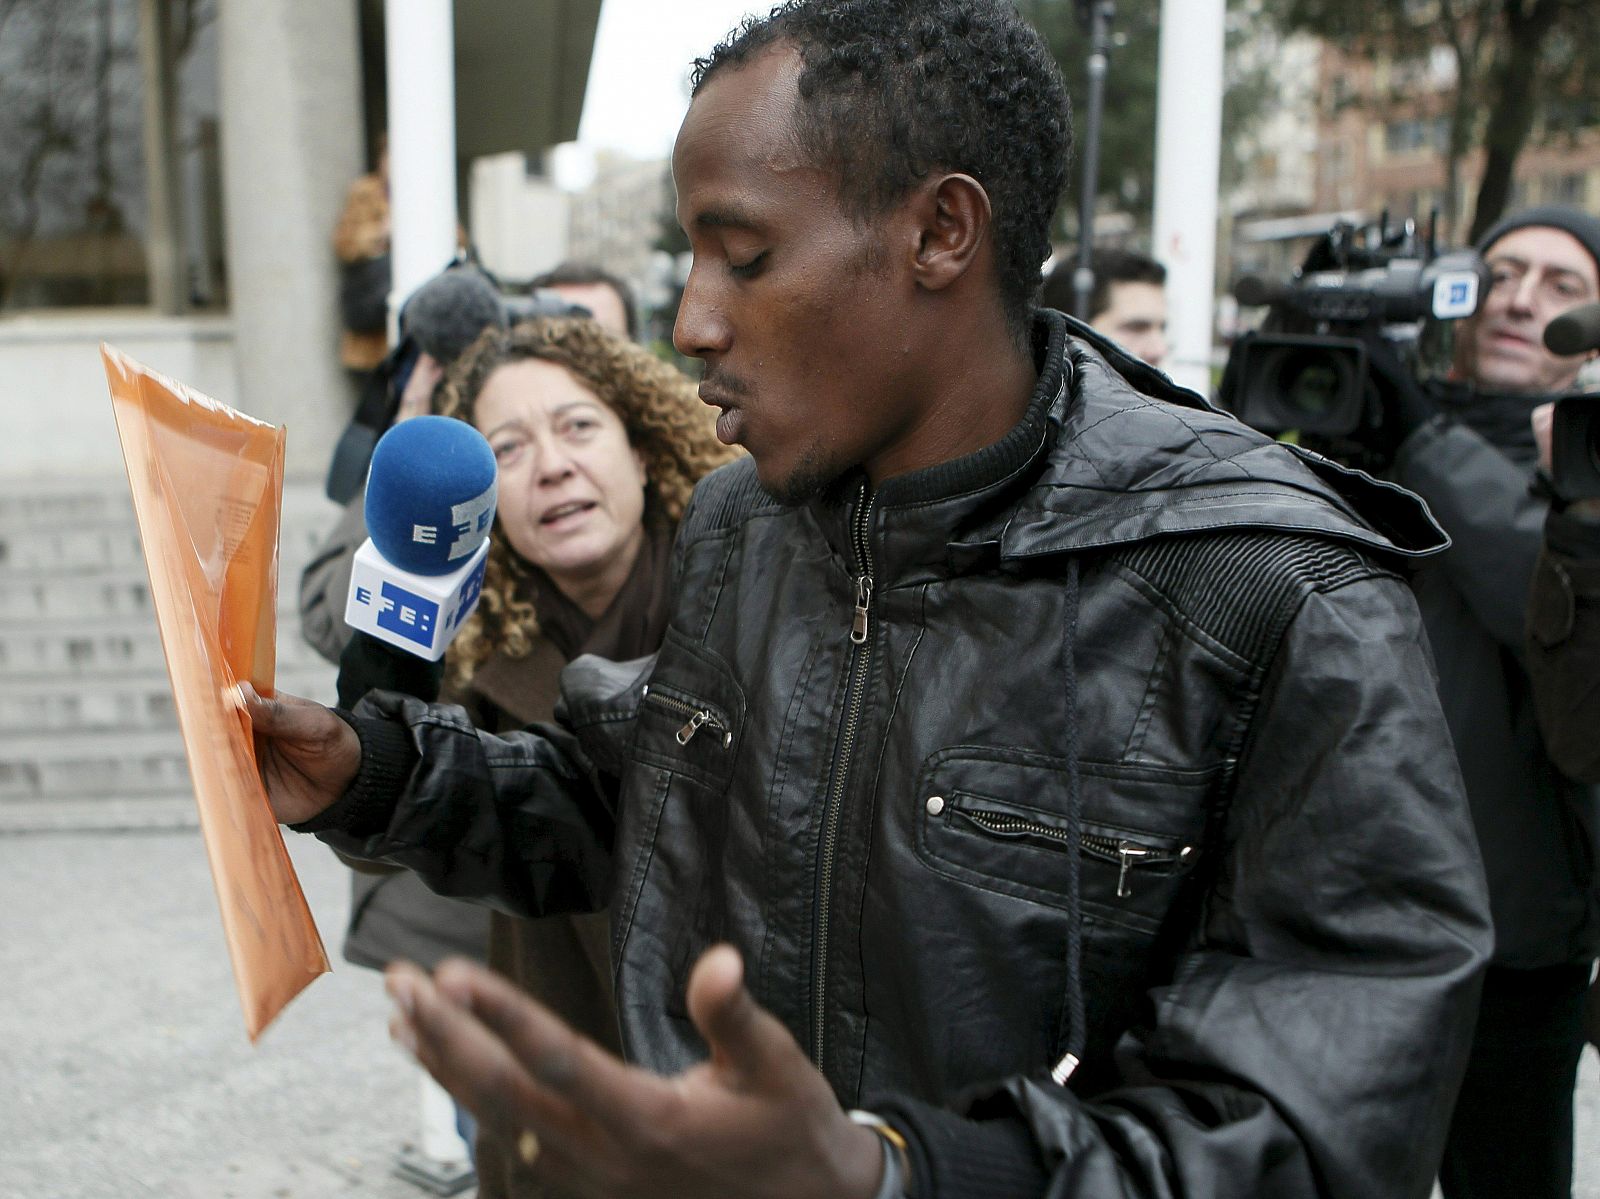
[[1545, 173, 1587, 206], [0, 0, 225, 313], [1384, 116, 1451, 157]]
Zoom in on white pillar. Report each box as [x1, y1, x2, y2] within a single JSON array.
[[1152, 0, 1226, 398], [385, 0, 460, 331], [138, 0, 185, 315], [218, 0, 363, 477]]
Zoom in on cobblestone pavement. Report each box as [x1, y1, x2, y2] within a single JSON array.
[[3, 828, 1598, 1197]]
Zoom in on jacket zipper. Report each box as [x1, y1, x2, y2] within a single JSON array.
[[956, 808, 1194, 899], [638, 685, 732, 748], [812, 479, 876, 1071]]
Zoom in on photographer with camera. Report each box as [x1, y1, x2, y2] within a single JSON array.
[[1526, 309, 1600, 785], [1376, 206, 1600, 1199]]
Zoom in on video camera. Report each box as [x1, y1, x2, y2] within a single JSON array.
[[1222, 215, 1489, 467], [1545, 302, 1600, 501]]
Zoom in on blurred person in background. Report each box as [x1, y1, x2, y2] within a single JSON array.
[[1372, 204, 1600, 1199], [333, 134, 392, 389], [530, 262, 638, 342], [1042, 245, 1168, 369], [328, 316, 734, 1198]]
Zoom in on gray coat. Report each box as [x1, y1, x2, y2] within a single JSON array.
[[1395, 411, 1600, 968]]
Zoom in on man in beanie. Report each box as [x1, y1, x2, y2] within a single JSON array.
[[1384, 205, 1600, 1199]]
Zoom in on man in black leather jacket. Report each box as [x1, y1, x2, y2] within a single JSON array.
[[246, 4, 1490, 1196], [1378, 204, 1600, 1199]]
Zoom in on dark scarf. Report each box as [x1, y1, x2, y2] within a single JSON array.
[[463, 511, 676, 726], [1430, 378, 1543, 461]]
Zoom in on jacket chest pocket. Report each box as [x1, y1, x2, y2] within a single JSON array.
[[913, 749, 1213, 935], [612, 629, 746, 1000]]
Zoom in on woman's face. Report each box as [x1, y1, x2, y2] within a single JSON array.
[[474, 358, 647, 603]]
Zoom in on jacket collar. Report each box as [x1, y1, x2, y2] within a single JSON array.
[[1000, 317, 1448, 561], [804, 309, 1448, 585]]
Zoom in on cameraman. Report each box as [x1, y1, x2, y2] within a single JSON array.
[[1528, 398, 1600, 784], [1379, 205, 1600, 1199]]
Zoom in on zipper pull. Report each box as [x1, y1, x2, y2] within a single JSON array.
[[1115, 840, 1152, 898], [851, 574, 874, 645], [676, 710, 710, 746]]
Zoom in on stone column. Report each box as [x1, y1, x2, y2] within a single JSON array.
[[218, 0, 364, 479]]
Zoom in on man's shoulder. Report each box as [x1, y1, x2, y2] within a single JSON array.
[[1105, 527, 1402, 664], [1015, 339, 1449, 565]]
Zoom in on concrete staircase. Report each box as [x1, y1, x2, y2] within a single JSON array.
[[0, 476, 343, 832]]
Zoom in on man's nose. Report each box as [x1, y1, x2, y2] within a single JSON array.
[[673, 264, 733, 360], [1507, 272, 1541, 315]]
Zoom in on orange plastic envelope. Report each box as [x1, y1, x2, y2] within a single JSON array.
[[102, 344, 328, 1040]]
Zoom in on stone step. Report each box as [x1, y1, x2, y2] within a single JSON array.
[[1, 521, 333, 577], [0, 572, 332, 626], [0, 794, 199, 834], [0, 614, 335, 675], [0, 727, 192, 801], [0, 667, 336, 735]]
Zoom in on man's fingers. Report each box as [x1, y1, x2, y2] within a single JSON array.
[[387, 963, 592, 1153], [1533, 401, 1555, 470], [430, 958, 655, 1133], [685, 944, 798, 1086], [240, 683, 333, 741]]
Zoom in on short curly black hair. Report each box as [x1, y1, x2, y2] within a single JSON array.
[[691, 0, 1071, 344]]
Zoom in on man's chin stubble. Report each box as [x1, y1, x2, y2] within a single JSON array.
[[759, 443, 842, 507]]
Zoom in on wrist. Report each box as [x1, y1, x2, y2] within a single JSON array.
[[847, 1110, 910, 1199]]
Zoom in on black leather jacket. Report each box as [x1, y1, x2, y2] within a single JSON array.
[[317, 313, 1490, 1199]]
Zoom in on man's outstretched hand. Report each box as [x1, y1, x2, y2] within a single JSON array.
[[239, 684, 361, 825], [386, 945, 887, 1199]]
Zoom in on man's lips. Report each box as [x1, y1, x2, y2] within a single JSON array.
[[1485, 327, 1534, 349], [700, 388, 745, 445]]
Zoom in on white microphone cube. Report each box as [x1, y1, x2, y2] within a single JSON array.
[[344, 537, 490, 662]]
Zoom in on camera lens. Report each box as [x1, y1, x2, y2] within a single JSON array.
[[1274, 350, 1343, 417]]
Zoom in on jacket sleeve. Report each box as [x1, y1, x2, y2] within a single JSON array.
[[1393, 416, 1545, 649], [1527, 509, 1600, 783], [298, 492, 368, 665], [307, 653, 656, 919], [872, 574, 1492, 1199]]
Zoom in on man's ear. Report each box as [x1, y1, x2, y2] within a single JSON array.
[[908, 174, 991, 294]]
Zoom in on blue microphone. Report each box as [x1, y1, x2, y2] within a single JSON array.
[[345, 416, 498, 660]]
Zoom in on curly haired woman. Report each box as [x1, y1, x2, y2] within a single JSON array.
[[333, 317, 735, 1198]]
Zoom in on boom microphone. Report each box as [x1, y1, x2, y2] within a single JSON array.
[[1544, 303, 1600, 357], [345, 416, 498, 660]]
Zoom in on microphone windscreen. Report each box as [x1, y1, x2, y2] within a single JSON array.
[[1234, 275, 1284, 308], [365, 416, 498, 576], [401, 269, 508, 365], [1545, 302, 1600, 357]]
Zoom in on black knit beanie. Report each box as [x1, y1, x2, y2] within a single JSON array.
[[1475, 204, 1600, 280]]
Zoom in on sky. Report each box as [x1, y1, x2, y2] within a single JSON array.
[[575, 0, 767, 162]]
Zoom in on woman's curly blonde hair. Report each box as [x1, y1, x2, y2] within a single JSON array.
[[435, 317, 737, 685]]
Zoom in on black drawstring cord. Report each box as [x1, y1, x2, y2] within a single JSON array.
[[1051, 554, 1086, 1086]]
